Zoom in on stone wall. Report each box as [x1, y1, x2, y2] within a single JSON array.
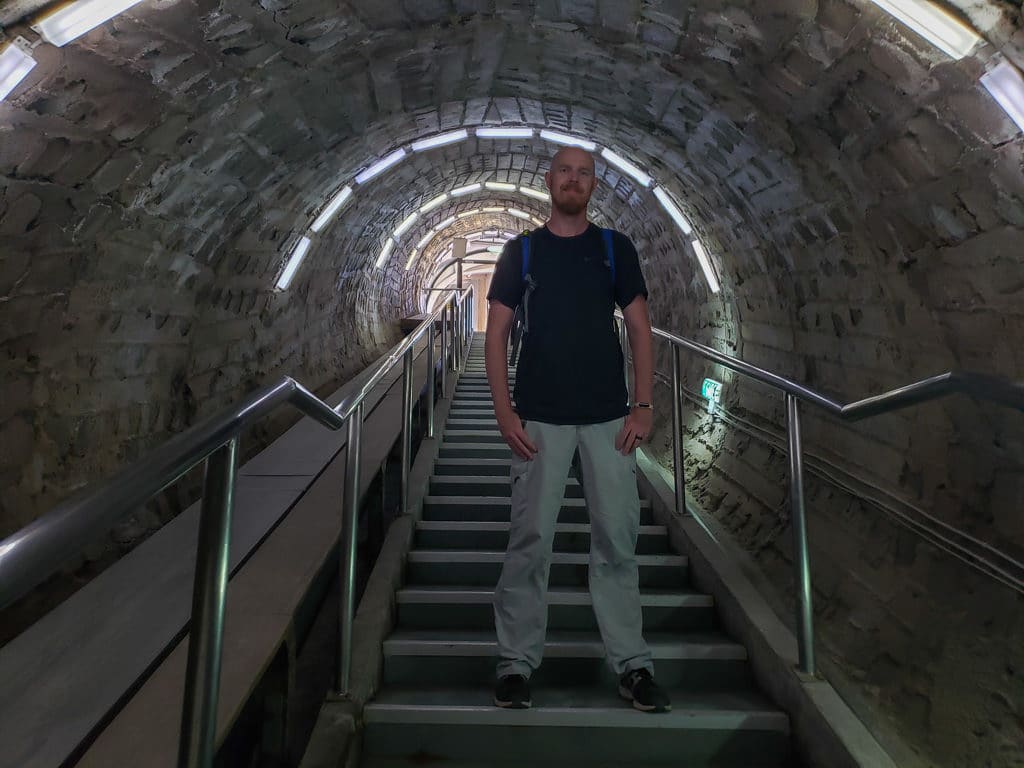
[[1, 1, 1022, 764]]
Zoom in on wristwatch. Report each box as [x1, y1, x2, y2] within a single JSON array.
[[631, 402, 653, 411]]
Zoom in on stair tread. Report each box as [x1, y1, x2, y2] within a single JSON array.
[[424, 496, 651, 508], [395, 586, 711, 607], [430, 476, 581, 486], [416, 521, 666, 535], [383, 629, 746, 659], [364, 686, 788, 729], [408, 551, 684, 565]]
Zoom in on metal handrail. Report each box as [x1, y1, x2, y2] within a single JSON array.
[[0, 286, 475, 768], [617, 313, 1024, 678]]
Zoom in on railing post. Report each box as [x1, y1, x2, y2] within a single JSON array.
[[786, 393, 815, 676], [453, 300, 462, 372], [178, 438, 238, 768], [338, 402, 363, 695], [427, 321, 436, 439], [671, 345, 686, 516], [401, 347, 413, 517], [441, 303, 448, 397]]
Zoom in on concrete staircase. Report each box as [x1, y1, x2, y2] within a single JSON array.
[[359, 338, 794, 767]]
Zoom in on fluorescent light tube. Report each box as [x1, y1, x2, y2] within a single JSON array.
[[691, 239, 721, 294], [507, 209, 532, 220], [34, 0, 145, 47], [539, 130, 597, 151], [310, 185, 353, 233], [276, 236, 311, 290], [981, 61, 1024, 133], [375, 239, 395, 269], [531, 217, 545, 226], [485, 181, 516, 191], [420, 193, 448, 213], [653, 187, 693, 235], [482, 206, 506, 212], [600, 148, 653, 188], [0, 39, 36, 102], [433, 216, 457, 231], [519, 187, 550, 201], [868, 0, 981, 59], [458, 209, 482, 218], [404, 249, 419, 270], [393, 212, 418, 238], [416, 231, 434, 250], [355, 149, 407, 184], [411, 129, 469, 152], [451, 183, 482, 197], [476, 127, 534, 139]]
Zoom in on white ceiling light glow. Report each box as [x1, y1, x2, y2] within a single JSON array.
[[519, 187, 550, 202], [276, 236, 311, 291], [507, 209, 532, 220], [600, 148, 653, 188], [482, 206, 506, 213], [375, 239, 395, 269], [355, 149, 407, 184], [0, 39, 36, 102], [416, 231, 434, 250], [867, 0, 982, 59], [310, 185, 353, 233], [33, 0, 145, 47], [476, 127, 534, 139], [539, 130, 597, 152], [485, 181, 516, 191], [458, 209, 484, 218], [393, 212, 419, 238], [420, 193, 448, 213], [981, 61, 1024, 133], [691, 240, 721, 294], [411, 129, 469, 152], [433, 216, 457, 231], [653, 187, 693, 235], [451, 183, 482, 197], [404, 248, 419, 271]]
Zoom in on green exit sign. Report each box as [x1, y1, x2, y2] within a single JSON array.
[[702, 378, 723, 414]]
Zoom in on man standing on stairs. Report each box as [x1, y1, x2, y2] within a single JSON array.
[[483, 146, 671, 714]]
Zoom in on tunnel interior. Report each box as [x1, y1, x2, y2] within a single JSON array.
[[1, 1, 1023, 766]]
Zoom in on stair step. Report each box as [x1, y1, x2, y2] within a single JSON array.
[[414, 521, 670, 554], [395, 586, 716, 631], [406, 551, 686, 588], [428, 476, 585, 498], [363, 686, 791, 765], [433, 458, 513, 476], [438, 444, 514, 459], [421, 496, 655, 525], [381, 629, 750, 689]]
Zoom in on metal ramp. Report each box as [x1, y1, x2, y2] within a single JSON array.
[[359, 337, 794, 767]]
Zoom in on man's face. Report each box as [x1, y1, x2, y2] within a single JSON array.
[[545, 148, 598, 216]]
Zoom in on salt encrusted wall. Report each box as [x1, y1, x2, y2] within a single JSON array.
[[1, 2, 1022, 764]]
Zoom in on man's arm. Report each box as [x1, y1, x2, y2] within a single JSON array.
[[615, 295, 654, 455], [485, 301, 538, 460]]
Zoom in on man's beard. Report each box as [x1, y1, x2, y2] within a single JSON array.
[[551, 186, 589, 216]]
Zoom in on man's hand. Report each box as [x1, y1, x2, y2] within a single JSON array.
[[497, 409, 539, 461], [616, 408, 654, 455]]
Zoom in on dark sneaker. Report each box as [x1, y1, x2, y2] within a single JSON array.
[[494, 674, 532, 709], [619, 668, 671, 713]]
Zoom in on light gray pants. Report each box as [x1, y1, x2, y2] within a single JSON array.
[[494, 416, 654, 679]]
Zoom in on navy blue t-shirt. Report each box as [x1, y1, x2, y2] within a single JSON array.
[[486, 224, 648, 425]]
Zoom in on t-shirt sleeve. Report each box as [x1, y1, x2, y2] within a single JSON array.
[[486, 237, 524, 310], [613, 232, 649, 309]]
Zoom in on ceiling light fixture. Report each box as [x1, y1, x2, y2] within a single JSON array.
[[0, 39, 36, 101], [539, 130, 597, 151], [411, 129, 469, 152], [981, 60, 1024, 132], [33, 0, 146, 47], [276, 237, 311, 290], [600, 148, 653, 188], [310, 185, 353, 233], [868, 0, 982, 59], [355, 149, 407, 184]]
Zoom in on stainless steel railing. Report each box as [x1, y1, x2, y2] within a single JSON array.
[[617, 314, 1024, 677], [0, 286, 475, 768]]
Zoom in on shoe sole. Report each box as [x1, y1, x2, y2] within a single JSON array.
[[494, 697, 532, 709], [618, 685, 672, 713]]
